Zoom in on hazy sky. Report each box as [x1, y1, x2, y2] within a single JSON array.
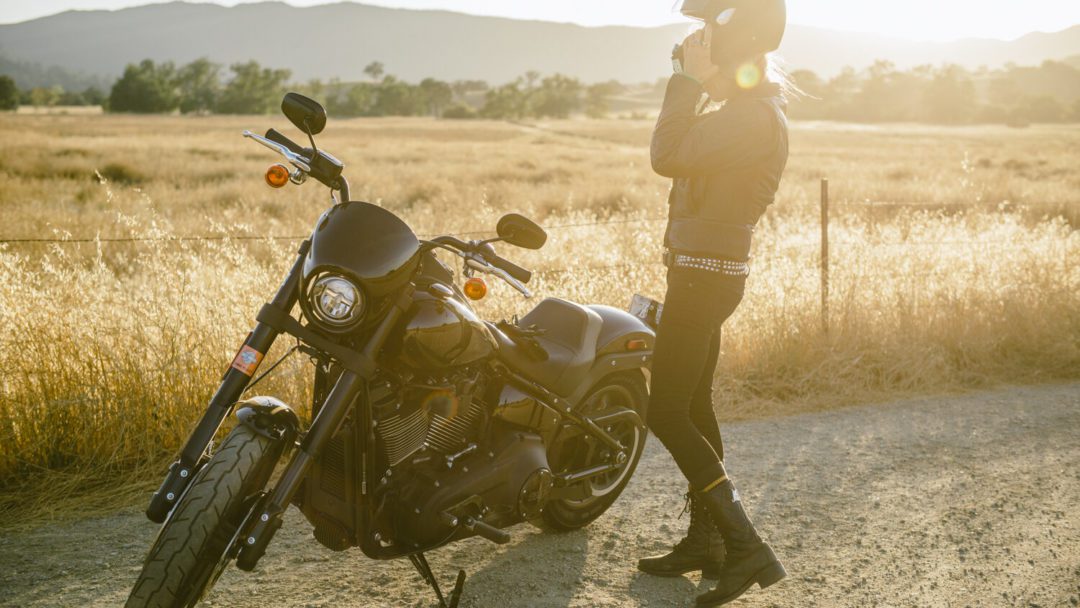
[[1, 0, 1078, 41]]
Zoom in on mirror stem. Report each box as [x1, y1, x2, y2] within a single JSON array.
[[303, 118, 319, 154]]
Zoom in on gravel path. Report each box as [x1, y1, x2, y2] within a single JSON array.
[[2, 383, 1078, 608]]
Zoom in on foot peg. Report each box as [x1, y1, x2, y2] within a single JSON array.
[[463, 516, 511, 544]]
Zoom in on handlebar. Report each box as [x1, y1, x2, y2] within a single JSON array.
[[486, 254, 532, 284], [425, 237, 533, 298], [265, 128, 306, 156]]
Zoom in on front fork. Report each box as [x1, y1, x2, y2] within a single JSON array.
[[146, 241, 310, 523]]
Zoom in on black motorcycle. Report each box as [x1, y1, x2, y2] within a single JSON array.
[[127, 93, 657, 608]]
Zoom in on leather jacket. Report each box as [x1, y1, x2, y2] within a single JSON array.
[[651, 75, 789, 262]]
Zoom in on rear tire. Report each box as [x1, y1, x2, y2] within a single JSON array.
[[536, 372, 648, 532], [126, 425, 281, 608]]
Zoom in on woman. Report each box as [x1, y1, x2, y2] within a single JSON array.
[[635, 1, 790, 606]]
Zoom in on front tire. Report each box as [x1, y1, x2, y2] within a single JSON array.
[[536, 372, 648, 532], [126, 425, 282, 608]]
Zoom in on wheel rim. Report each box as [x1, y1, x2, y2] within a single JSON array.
[[557, 384, 643, 507]]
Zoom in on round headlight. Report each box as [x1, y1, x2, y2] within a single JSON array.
[[309, 275, 364, 327]]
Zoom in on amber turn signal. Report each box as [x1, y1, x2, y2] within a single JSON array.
[[463, 277, 488, 301], [626, 338, 649, 351], [265, 164, 290, 188]]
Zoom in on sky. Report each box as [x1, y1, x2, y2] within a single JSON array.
[[1, 0, 1078, 41]]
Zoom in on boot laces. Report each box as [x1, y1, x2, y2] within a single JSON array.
[[672, 492, 712, 552]]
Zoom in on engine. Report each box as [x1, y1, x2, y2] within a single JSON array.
[[371, 370, 487, 469]]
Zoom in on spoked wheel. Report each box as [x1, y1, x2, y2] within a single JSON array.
[[126, 425, 283, 608], [536, 372, 648, 531]]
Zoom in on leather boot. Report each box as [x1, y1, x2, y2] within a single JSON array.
[[638, 488, 725, 578], [695, 469, 786, 606]]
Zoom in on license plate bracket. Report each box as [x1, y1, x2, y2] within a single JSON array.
[[629, 294, 663, 330]]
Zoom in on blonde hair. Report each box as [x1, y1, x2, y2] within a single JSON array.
[[765, 53, 804, 101]]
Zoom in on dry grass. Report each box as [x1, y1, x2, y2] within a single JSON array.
[[0, 113, 1077, 525]]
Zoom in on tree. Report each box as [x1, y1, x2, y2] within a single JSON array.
[[0, 75, 18, 110], [364, 61, 385, 82], [585, 81, 622, 118], [419, 78, 453, 117], [370, 76, 424, 116], [176, 58, 221, 114], [29, 86, 63, 108], [1021, 95, 1066, 123], [215, 61, 291, 115], [480, 80, 527, 119], [450, 79, 488, 103], [531, 74, 582, 118], [334, 82, 376, 117], [82, 87, 105, 106], [922, 65, 975, 124], [108, 59, 178, 113]]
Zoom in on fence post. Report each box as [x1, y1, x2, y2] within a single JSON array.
[[820, 178, 830, 335]]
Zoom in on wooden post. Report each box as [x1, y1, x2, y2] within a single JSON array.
[[820, 178, 830, 335]]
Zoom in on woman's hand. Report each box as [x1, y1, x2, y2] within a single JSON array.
[[680, 27, 720, 85]]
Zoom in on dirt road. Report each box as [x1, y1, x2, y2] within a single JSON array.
[[2, 383, 1078, 608]]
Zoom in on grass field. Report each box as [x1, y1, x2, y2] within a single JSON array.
[[0, 113, 1077, 523]]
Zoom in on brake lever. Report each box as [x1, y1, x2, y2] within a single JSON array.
[[242, 130, 312, 173]]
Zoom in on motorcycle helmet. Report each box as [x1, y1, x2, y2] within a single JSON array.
[[679, 0, 787, 65]]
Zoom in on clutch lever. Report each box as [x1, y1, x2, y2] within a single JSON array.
[[242, 130, 312, 173]]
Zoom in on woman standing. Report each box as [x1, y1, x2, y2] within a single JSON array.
[[636, 1, 790, 606]]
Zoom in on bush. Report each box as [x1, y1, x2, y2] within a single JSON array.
[[441, 103, 477, 119]]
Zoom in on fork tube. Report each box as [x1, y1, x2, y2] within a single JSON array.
[[146, 240, 310, 522], [237, 287, 412, 567]]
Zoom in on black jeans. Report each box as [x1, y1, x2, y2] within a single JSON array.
[[647, 266, 745, 490]]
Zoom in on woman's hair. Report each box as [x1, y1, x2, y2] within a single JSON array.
[[765, 53, 805, 101]]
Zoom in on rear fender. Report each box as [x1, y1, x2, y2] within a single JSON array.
[[567, 351, 653, 406], [235, 396, 300, 445], [589, 304, 656, 357]]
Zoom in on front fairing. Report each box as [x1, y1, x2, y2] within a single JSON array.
[[302, 201, 421, 298]]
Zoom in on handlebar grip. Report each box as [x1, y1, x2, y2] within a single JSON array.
[[265, 129, 304, 155], [488, 255, 532, 284]]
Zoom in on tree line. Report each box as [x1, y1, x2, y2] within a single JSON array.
[[2, 56, 1080, 125], [788, 59, 1080, 125]]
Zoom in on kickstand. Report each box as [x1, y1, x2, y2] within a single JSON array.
[[409, 552, 467, 608]]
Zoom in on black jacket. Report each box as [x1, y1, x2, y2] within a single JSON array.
[[651, 75, 789, 262]]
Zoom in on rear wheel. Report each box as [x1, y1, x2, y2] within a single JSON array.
[[536, 372, 648, 532], [126, 425, 282, 608]]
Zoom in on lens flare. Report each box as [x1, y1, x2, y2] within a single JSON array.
[[736, 62, 763, 90], [423, 390, 460, 419]]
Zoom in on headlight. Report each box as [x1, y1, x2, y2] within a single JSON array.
[[309, 274, 364, 328]]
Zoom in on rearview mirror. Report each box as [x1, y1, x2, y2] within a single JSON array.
[[496, 214, 547, 250], [281, 92, 326, 135]]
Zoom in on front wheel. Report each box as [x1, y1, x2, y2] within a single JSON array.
[[536, 371, 648, 532], [126, 425, 282, 608]]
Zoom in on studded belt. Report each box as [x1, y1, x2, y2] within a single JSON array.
[[664, 251, 750, 277]]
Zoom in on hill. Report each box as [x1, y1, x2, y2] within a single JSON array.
[[0, 2, 1078, 86]]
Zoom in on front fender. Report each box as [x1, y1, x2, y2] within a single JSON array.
[[236, 396, 300, 444]]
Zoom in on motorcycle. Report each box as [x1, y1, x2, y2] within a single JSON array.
[[127, 93, 658, 608]]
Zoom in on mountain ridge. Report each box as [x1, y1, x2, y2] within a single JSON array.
[[1, 1, 1077, 86]]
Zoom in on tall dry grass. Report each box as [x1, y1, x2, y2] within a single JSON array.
[[0, 114, 1077, 523]]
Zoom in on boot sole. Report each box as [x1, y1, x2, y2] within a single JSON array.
[[695, 561, 786, 607], [637, 564, 722, 579]]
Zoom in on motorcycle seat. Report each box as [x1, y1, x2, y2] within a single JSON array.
[[489, 298, 602, 397]]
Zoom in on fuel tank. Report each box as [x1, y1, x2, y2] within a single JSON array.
[[398, 287, 497, 371]]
